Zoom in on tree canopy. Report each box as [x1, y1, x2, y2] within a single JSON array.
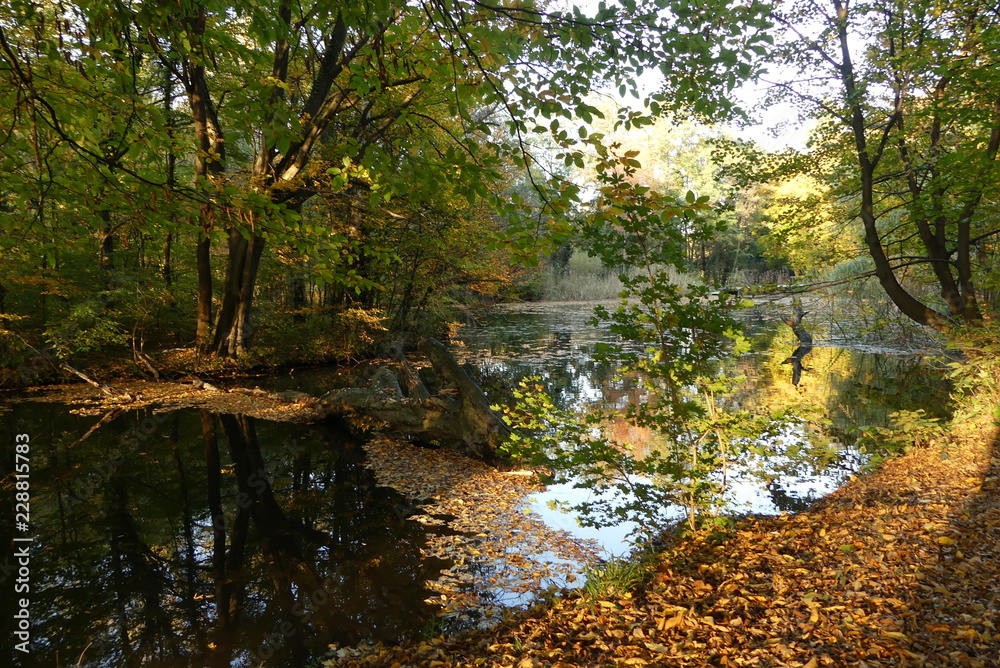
[[750, 0, 1000, 331], [4, 0, 998, 374], [0, 0, 775, 361]]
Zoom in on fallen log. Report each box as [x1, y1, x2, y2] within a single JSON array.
[[315, 337, 511, 461], [59, 362, 136, 400]]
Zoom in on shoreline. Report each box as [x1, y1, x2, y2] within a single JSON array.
[[325, 411, 1000, 667]]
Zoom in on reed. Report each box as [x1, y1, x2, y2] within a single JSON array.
[[543, 252, 701, 302]]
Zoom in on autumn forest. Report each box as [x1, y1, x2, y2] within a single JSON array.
[[2, 0, 1000, 666]]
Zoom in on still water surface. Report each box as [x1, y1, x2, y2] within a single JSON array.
[[0, 300, 951, 666], [453, 301, 951, 543]]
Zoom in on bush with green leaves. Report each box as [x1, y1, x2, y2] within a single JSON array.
[[501, 150, 788, 539], [582, 553, 656, 603], [945, 327, 1000, 424], [855, 409, 947, 474]]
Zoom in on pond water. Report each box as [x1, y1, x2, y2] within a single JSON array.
[[452, 300, 951, 536], [0, 406, 448, 667], [0, 299, 952, 667]]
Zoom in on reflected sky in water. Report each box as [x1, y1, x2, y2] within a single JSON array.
[[453, 300, 951, 548]]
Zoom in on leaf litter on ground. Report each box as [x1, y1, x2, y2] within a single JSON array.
[[326, 414, 1000, 667], [361, 437, 602, 625]]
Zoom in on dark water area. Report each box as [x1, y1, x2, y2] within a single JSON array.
[[0, 404, 447, 667], [0, 299, 954, 667]]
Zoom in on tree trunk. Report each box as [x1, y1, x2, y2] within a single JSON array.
[[163, 61, 176, 290], [834, 0, 954, 333], [830, 0, 998, 334], [99, 211, 115, 273], [182, 3, 225, 352], [211, 231, 265, 357], [196, 228, 213, 350], [179, 5, 353, 358], [290, 276, 307, 323], [163, 232, 173, 288]]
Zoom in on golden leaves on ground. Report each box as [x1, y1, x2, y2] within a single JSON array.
[[328, 416, 1000, 668], [363, 437, 601, 623], [27, 380, 321, 422]]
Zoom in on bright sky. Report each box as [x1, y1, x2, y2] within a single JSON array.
[[553, 0, 814, 152], [610, 68, 811, 152], [731, 80, 813, 151]]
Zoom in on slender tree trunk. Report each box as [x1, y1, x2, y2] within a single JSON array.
[[182, 4, 225, 352], [163, 64, 176, 290], [196, 227, 213, 349], [291, 276, 307, 323], [39, 254, 47, 326], [99, 211, 115, 273], [163, 233, 173, 288], [834, 0, 952, 333]]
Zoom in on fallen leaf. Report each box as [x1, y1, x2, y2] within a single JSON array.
[[658, 612, 684, 632]]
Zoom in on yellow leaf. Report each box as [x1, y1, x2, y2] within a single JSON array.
[[937, 535, 956, 546], [881, 631, 909, 641], [658, 612, 685, 631], [803, 658, 819, 668]]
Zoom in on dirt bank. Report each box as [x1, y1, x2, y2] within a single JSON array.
[[2, 379, 322, 421]]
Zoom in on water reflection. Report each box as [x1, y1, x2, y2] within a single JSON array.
[[455, 301, 952, 518], [0, 404, 448, 668], [0, 300, 954, 666]]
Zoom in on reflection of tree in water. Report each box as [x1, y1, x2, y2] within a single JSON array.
[[783, 342, 813, 386], [469, 303, 950, 450], [26, 409, 205, 668], [766, 481, 818, 513], [21, 405, 447, 668], [463, 303, 952, 520], [738, 329, 950, 450], [457, 306, 630, 413], [209, 413, 448, 667]]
